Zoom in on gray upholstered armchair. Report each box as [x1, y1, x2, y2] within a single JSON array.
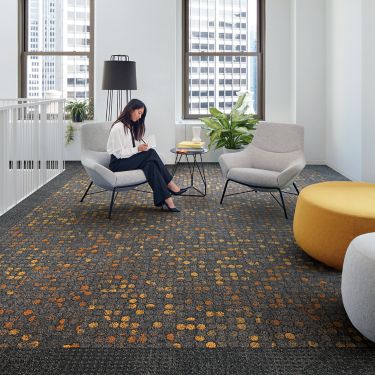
[[80, 122, 147, 218], [218, 122, 306, 218]]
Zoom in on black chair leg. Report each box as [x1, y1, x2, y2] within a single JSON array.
[[293, 182, 300, 195], [80, 181, 93, 202], [278, 189, 288, 219], [108, 189, 117, 219], [220, 180, 230, 204]]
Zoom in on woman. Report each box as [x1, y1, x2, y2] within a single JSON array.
[[107, 99, 186, 212]]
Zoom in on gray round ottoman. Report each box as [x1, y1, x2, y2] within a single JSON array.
[[342, 232, 375, 342]]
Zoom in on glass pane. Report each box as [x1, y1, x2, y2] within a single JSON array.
[[188, 0, 258, 53], [26, 55, 89, 100], [27, 0, 90, 52], [188, 55, 258, 115]]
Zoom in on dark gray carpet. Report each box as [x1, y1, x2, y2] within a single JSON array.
[[0, 162, 374, 374], [1, 348, 375, 375]]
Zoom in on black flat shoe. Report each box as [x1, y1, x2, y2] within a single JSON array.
[[161, 203, 180, 212], [169, 187, 188, 196]]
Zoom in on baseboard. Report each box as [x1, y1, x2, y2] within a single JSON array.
[[306, 160, 326, 165], [305, 160, 355, 181], [325, 163, 356, 181], [165, 155, 177, 165]]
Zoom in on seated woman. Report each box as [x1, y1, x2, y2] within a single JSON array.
[[106, 98, 186, 212]]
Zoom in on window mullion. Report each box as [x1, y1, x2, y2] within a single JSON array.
[[24, 52, 90, 56], [188, 52, 257, 56]]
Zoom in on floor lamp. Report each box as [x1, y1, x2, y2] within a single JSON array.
[[102, 55, 137, 121]]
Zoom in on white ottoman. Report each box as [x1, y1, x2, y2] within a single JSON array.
[[342, 232, 375, 342]]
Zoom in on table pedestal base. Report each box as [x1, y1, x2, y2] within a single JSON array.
[[171, 152, 207, 197]]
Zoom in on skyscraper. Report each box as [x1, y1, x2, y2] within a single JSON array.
[[186, 0, 258, 115], [26, 0, 90, 100]]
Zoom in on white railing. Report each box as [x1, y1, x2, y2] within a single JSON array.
[[0, 99, 65, 216]]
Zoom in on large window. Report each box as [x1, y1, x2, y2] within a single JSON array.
[[183, 0, 264, 119], [20, 0, 94, 101]]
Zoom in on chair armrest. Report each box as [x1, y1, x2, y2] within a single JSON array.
[[82, 158, 117, 190], [218, 150, 251, 178], [277, 157, 306, 188]]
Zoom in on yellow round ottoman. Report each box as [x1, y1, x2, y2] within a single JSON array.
[[293, 181, 375, 270]]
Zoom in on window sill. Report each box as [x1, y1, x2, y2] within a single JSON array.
[[175, 120, 202, 126]]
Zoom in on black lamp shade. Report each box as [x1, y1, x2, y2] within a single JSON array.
[[102, 60, 137, 90]]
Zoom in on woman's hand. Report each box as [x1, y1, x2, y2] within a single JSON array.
[[138, 144, 149, 152]]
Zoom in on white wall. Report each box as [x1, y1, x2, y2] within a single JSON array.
[[294, 0, 326, 164], [0, 0, 18, 98], [326, 0, 362, 181], [265, 0, 327, 164], [361, 0, 375, 182], [265, 0, 295, 123], [95, 0, 177, 164]]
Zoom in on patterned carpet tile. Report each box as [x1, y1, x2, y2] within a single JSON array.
[[0, 164, 373, 350]]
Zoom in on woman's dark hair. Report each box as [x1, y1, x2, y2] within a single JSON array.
[[112, 98, 147, 140]]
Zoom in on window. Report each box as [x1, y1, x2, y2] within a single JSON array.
[[183, 0, 264, 119], [20, 0, 94, 103]]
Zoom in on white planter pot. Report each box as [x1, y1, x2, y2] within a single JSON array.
[[222, 147, 243, 154]]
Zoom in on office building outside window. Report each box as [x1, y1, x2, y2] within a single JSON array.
[[183, 0, 264, 119], [21, 0, 94, 101]]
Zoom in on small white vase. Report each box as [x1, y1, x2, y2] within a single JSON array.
[[192, 126, 201, 143]]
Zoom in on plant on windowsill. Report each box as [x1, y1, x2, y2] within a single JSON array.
[[199, 92, 259, 152], [65, 99, 88, 123]]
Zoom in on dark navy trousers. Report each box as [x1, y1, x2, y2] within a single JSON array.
[[109, 149, 172, 206]]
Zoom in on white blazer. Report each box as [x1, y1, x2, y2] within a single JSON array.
[[106, 122, 142, 159]]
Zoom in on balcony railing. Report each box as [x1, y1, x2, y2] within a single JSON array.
[[0, 99, 65, 216]]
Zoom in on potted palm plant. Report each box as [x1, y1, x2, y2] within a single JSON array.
[[200, 92, 258, 152]]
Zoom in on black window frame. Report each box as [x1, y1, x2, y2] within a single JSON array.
[[183, 0, 265, 119], [19, 0, 94, 106]]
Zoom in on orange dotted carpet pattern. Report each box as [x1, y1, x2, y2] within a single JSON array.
[[0, 164, 373, 349]]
